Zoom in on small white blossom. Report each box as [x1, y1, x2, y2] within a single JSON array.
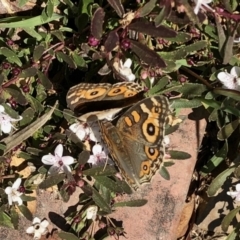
[[5, 178, 23, 206], [86, 206, 98, 220], [0, 105, 22, 134], [118, 58, 136, 81], [217, 66, 240, 91], [193, 0, 214, 15], [69, 122, 90, 141], [41, 144, 74, 175], [87, 144, 108, 165], [69, 122, 101, 142], [227, 184, 240, 201], [26, 217, 49, 240]]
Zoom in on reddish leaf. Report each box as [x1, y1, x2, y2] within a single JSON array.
[[91, 7, 105, 40], [107, 0, 125, 17], [129, 40, 166, 67], [104, 31, 119, 53], [128, 18, 176, 38]]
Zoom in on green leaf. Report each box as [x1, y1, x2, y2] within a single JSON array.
[[0, 211, 14, 228], [10, 208, 19, 229], [2, 102, 58, 154], [33, 45, 45, 62], [148, 76, 169, 95], [37, 70, 53, 90], [51, 30, 65, 42], [21, 195, 36, 202], [217, 119, 240, 140], [19, 67, 37, 78], [113, 199, 148, 208], [19, 108, 35, 127], [72, 52, 87, 68], [0, 14, 63, 28], [171, 98, 202, 109], [159, 166, 170, 180], [0, 47, 22, 66], [58, 231, 79, 240], [222, 206, 240, 232], [18, 0, 29, 7], [78, 151, 90, 165], [38, 173, 66, 189], [23, 28, 42, 41], [207, 167, 235, 197], [92, 188, 112, 213], [165, 32, 192, 43], [82, 165, 117, 176], [18, 205, 33, 221], [175, 83, 208, 97], [5, 85, 27, 105], [159, 41, 208, 60], [215, 14, 226, 55], [56, 52, 76, 69], [25, 94, 44, 113], [169, 150, 191, 160], [213, 88, 240, 101], [225, 227, 239, 240], [1, 103, 20, 119], [46, 0, 54, 18], [201, 142, 228, 175], [139, 0, 157, 17], [94, 176, 125, 193]]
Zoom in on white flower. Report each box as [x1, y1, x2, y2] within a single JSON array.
[[69, 122, 90, 141], [217, 66, 240, 91], [26, 217, 49, 240], [69, 122, 101, 142], [227, 184, 240, 201], [5, 178, 23, 206], [87, 144, 108, 165], [119, 58, 136, 81], [86, 206, 98, 220], [41, 144, 74, 175], [193, 0, 214, 15], [0, 105, 22, 134]]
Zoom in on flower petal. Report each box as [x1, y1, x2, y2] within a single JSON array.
[[54, 144, 63, 158], [26, 226, 35, 234], [227, 191, 239, 197], [40, 219, 49, 229], [126, 74, 136, 81], [7, 195, 13, 205], [88, 155, 97, 165], [5, 186, 13, 195], [92, 144, 103, 155], [42, 154, 56, 165], [34, 231, 42, 240], [61, 156, 74, 165], [123, 58, 132, 68], [0, 105, 5, 113], [194, 0, 201, 14], [32, 217, 41, 224], [230, 66, 240, 78], [12, 178, 22, 189], [1, 121, 12, 134], [16, 196, 23, 205], [236, 184, 240, 192]]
